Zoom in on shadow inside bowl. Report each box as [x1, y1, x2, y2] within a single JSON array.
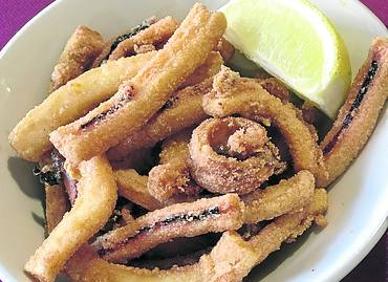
[[7, 157, 43, 200]]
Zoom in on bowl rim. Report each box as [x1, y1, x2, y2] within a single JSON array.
[[0, 1, 387, 282]]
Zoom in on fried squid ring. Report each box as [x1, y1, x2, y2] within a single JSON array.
[[148, 131, 202, 205], [9, 52, 154, 162], [189, 116, 285, 194], [24, 156, 117, 282], [93, 194, 243, 262], [66, 190, 327, 282], [50, 4, 226, 165], [320, 37, 388, 186], [242, 170, 315, 224], [50, 25, 105, 90], [108, 17, 179, 61], [114, 169, 162, 211], [44, 184, 70, 234], [203, 67, 328, 186], [107, 78, 214, 160]]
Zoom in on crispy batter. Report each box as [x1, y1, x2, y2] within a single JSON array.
[[178, 51, 223, 90], [203, 67, 328, 186], [93, 194, 244, 262], [24, 156, 117, 282], [320, 37, 388, 186], [114, 169, 162, 211], [242, 170, 315, 224], [50, 4, 226, 165], [108, 17, 179, 60], [108, 78, 213, 160], [9, 52, 154, 161], [66, 190, 327, 282], [190, 117, 285, 194], [148, 131, 202, 205], [44, 184, 70, 234], [50, 26, 105, 90]]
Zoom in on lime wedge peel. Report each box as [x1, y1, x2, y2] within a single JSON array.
[[221, 0, 351, 118]]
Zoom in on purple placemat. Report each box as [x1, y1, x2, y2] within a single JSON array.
[[0, 0, 387, 281]]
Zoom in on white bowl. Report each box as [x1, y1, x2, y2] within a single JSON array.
[[0, 0, 387, 281]]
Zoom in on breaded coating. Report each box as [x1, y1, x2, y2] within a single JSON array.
[[93, 194, 244, 262], [320, 37, 388, 186], [114, 169, 162, 211], [50, 4, 227, 165], [148, 131, 202, 205], [24, 156, 117, 282], [51, 26, 105, 90], [44, 184, 70, 234], [203, 67, 328, 186], [108, 78, 213, 160], [108, 17, 179, 60], [9, 52, 154, 161], [190, 117, 285, 194], [66, 190, 327, 282], [242, 170, 315, 224]]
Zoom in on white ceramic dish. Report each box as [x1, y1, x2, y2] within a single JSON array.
[[0, 0, 387, 281]]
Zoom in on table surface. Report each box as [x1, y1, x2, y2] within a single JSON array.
[[0, 0, 387, 281]]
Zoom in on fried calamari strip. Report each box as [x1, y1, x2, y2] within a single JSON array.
[[216, 37, 235, 62], [9, 52, 154, 161], [259, 78, 290, 103], [114, 169, 162, 211], [203, 67, 328, 186], [108, 17, 179, 60], [320, 37, 388, 186], [44, 184, 70, 234], [204, 189, 328, 281], [50, 4, 226, 165], [190, 117, 285, 194], [242, 170, 315, 224], [178, 51, 223, 89], [108, 78, 213, 160], [51, 26, 105, 90], [24, 156, 117, 282], [148, 131, 202, 205], [93, 194, 243, 262], [66, 190, 327, 282]]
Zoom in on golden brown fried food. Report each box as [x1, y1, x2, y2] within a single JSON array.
[[93, 194, 243, 262], [178, 51, 223, 89], [190, 117, 285, 194], [203, 67, 328, 186], [215, 37, 235, 62], [9, 52, 154, 162], [114, 169, 162, 211], [50, 26, 105, 90], [108, 78, 213, 160], [148, 131, 202, 205], [108, 17, 179, 60], [24, 156, 117, 282], [242, 170, 315, 224], [44, 184, 70, 234], [259, 77, 290, 103], [50, 4, 226, 165], [320, 37, 388, 186], [66, 190, 327, 282]]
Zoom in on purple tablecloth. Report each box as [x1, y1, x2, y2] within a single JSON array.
[[0, 0, 386, 281]]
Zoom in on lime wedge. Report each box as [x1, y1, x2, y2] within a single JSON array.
[[221, 0, 351, 118]]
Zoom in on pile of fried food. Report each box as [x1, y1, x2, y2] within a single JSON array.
[[8, 3, 387, 282]]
